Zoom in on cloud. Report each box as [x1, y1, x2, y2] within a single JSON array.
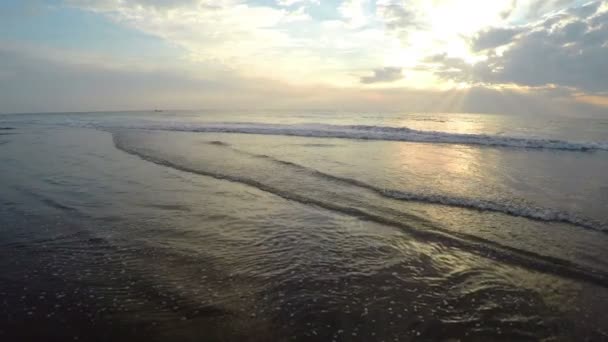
[[64, 0, 209, 11], [526, 0, 574, 19], [4, 41, 606, 116], [276, 0, 318, 7], [376, 0, 423, 39], [471, 27, 523, 51], [4, 0, 606, 115], [500, 0, 518, 19], [338, 0, 370, 28], [3, 42, 608, 119], [62, 0, 395, 85], [429, 1, 608, 93], [360, 67, 403, 84], [567, 1, 602, 18], [0, 44, 234, 113]]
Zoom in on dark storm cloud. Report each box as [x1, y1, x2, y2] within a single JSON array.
[[429, 1, 608, 93], [360, 67, 403, 84]]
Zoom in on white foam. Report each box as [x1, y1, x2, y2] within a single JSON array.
[[104, 122, 608, 151], [254, 155, 607, 232], [380, 189, 606, 232]]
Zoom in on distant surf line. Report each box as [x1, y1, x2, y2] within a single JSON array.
[[101, 122, 608, 152]]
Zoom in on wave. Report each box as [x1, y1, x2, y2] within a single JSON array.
[[384, 190, 606, 231], [111, 133, 608, 287], [104, 122, 608, 151], [246, 151, 608, 233]]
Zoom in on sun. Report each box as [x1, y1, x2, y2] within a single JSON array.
[[376, 0, 515, 89]]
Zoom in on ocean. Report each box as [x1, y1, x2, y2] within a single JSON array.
[[1, 110, 608, 341]]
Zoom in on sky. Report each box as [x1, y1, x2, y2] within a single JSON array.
[[1, 0, 607, 115]]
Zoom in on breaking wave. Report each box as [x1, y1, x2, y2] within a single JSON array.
[[101, 122, 608, 151], [248, 152, 608, 233]]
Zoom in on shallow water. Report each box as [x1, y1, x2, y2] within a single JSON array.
[[1, 111, 608, 341]]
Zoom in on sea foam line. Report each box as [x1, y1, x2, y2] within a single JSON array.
[[105, 122, 608, 151], [247, 151, 608, 233], [382, 189, 606, 232]]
